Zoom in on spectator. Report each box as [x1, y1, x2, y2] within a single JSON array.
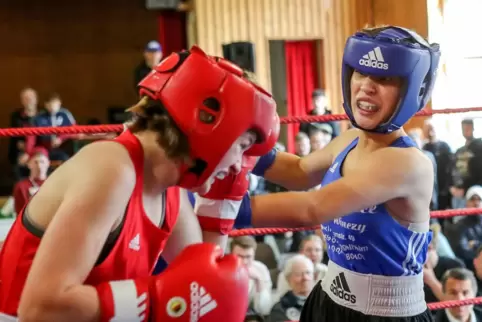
[[133, 40, 163, 90], [408, 128, 439, 210], [435, 268, 482, 322], [451, 119, 482, 207], [34, 93, 76, 161], [8, 88, 39, 179], [294, 132, 310, 157], [423, 223, 465, 303], [12, 148, 50, 215], [447, 185, 482, 269], [230, 236, 272, 316], [299, 89, 340, 138], [269, 255, 314, 322], [423, 119, 454, 210], [309, 126, 331, 152], [279, 235, 327, 299]]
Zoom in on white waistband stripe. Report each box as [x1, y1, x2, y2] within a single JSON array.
[[321, 261, 427, 317]]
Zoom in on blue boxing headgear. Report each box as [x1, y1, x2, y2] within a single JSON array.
[[341, 26, 441, 133]]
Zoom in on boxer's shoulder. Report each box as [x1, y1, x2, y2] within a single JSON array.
[[62, 141, 137, 183], [330, 128, 360, 156]]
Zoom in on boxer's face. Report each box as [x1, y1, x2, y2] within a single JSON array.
[[350, 71, 402, 130], [288, 260, 314, 297], [191, 131, 256, 194]]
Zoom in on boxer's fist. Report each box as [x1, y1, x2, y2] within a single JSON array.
[[150, 243, 249, 322], [195, 156, 257, 234]]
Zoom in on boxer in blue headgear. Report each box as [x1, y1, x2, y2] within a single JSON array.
[[193, 25, 441, 322]]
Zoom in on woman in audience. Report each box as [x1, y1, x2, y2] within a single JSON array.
[[269, 254, 315, 322]]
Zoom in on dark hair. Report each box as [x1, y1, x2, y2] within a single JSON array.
[[312, 89, 325, 98], [462, 119, 474, 127], [230, 236, 258, 252], [127, 96, 190, 162], [441, 268, 477, 294], [46, 92, 61, 102]]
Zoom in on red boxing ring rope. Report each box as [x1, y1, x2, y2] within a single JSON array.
[[3, 105, 482, 313], [1, 106, 482, 137]]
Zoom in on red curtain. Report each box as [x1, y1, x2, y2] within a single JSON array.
[[158, 11, 187, 56], [284, 41, 319, 153]]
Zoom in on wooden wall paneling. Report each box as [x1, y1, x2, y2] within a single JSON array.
[[193, 0, 326, 90]]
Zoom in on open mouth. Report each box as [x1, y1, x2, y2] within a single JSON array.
[[356, 100, 380, 115], [215, 171, 228, 180]]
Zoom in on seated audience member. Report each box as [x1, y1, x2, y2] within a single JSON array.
[[12, 148, 50, 215], [309, 125, 332, 152], [435, 268, 482, 322], [279, 235, 327, 299], [269, 255, 314, 322], [34, 93, 76, 161], [8, 88, 39, 179], [231, 236, 272, 316], [447, 185, 482, 269], [245, 309, 265, 322], [294, 132, 310, 157], [424, 223, 465, 303], [430, 219, 457, 260]]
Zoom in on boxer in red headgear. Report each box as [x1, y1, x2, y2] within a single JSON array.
[[0, 46, 279, 322]]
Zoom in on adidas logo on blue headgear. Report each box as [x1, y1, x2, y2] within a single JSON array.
[[341, 26, 441, 133]]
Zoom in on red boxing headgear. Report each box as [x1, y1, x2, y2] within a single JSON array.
[[137, 45, 279, 189]]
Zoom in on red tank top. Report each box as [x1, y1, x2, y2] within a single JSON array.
[[0, 130, 180, 316]]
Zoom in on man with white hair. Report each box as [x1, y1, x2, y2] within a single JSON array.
[[269, 254, 315, 322]]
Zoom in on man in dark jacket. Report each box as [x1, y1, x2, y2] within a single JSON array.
[[133, 40, 163, 90], [451, 119, 482, 201], [423, 119, 454, 210], [435, 268, 482, 322], [299, 89, 339, 139], [447, 185, 482, 270]]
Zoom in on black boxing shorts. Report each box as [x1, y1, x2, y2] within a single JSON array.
[[299, 281, 434, 322]]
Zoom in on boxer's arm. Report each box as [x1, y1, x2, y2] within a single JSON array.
[[251, 148, 433, 227], [18, 144, 135, 322], [261, 130, 357, 191], [162, 188, 203, 263]]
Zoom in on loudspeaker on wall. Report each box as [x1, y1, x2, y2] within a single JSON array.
[[222, 42, 256, 73]]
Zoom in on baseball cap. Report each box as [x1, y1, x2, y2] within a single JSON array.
[[145, 40, 162, 52], [29, 147, 49, 160], [466, 185, 482, 200]]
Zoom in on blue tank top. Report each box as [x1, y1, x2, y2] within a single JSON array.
[[321, 136, 432, 276]]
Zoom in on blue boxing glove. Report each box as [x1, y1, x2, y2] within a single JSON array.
[[251, 148, 277, 177]]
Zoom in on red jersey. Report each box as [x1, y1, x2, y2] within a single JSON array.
[[0, 130, 180, 316], [12, 178, 44, 215]]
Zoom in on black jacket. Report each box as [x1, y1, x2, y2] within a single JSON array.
[[435, 307, 482, 321], [452, 138, 482, 192], [448, 215, 482, 269], [268, 291, 306, 322]]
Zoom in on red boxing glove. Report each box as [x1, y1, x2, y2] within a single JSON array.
[[195, 155, 257, 234], [96, 243, 249, 322]]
